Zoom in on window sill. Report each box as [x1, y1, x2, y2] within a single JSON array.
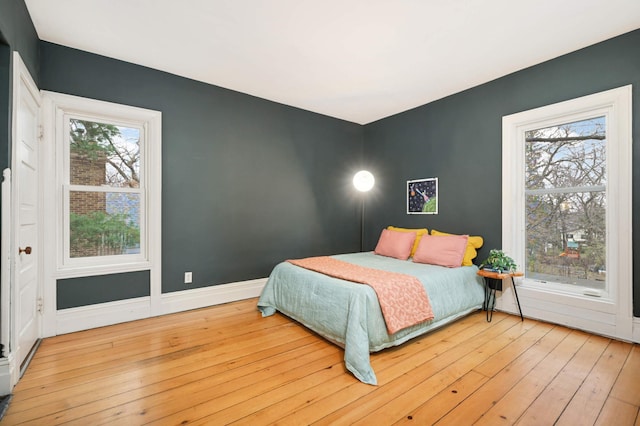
[[55, 261, 152, 279], [518, 280, 616, 314]]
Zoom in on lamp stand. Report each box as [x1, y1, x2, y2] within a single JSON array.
[[360, 197, 365, 252]]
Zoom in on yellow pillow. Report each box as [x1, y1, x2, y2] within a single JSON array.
[[430, 229, 483, 266], [387, 226, 428, 257]]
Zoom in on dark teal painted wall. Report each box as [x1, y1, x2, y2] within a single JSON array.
[[39, 42, 364, 308], [57, 271, 151, 309], [363, 29, 640, 316], [0, 0, 39, 80], [0, 43, 9, 172], [2, 0, 639, 315]]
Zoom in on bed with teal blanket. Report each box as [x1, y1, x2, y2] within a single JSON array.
[[257, 252, 485, 385]]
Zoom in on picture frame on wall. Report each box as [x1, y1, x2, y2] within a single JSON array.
[[407, 177, 438, 214]]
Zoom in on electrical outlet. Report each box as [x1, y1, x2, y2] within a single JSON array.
[[184, 272, 193, 284]]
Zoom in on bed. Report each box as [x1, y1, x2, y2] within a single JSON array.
[[257, 251, 485, 385]]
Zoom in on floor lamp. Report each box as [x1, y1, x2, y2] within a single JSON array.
[[353, 170, 375, 252]]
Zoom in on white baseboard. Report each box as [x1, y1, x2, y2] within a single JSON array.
[[498, 287, 640, 344], [0, 356, 15, 395], [633, 317, 640, 343], [54, 278, 267, 335], [56, 297, 152, 335], [160, 278, 267, 315]]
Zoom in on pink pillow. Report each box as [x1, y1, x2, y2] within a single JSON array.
[[374, 229, 417, 260], [413, 234, 468, 268]]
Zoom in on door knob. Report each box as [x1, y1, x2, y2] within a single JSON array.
[[18, 246, 32, 255]]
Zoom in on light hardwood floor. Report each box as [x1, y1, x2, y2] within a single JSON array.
[[3, 298, 640, 425]]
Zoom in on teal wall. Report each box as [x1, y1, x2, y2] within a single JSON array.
[[363, 29, 640, 316], [40, 42, 364, 308], [1, 0, 639, 315]]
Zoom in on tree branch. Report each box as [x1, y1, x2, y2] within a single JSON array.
[[526, 134, 605, 142]]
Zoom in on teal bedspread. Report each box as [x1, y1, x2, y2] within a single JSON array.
[[257, 252, 485, 385]]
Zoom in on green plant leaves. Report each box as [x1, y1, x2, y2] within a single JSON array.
[[480, 249, 517, 272]]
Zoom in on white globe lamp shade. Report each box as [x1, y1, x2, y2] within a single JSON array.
[[353, 170, 375, 192]]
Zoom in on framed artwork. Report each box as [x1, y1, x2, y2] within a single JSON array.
[[407, 178, 438, 214]]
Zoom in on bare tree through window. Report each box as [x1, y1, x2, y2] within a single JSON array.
[[525, 117, 606, 289]]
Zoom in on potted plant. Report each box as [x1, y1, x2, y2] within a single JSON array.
[[479, 249, 517, 273]]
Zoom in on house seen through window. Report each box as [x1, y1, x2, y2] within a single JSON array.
[[68, 118, 142, 258]]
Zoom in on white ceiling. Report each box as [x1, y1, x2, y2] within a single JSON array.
[[25, 0, 640, 124]]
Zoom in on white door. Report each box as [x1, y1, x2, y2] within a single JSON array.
[[12, 53, 41, 369]]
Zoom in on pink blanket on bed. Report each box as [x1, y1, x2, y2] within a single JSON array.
[[287, 256, 434, 334]]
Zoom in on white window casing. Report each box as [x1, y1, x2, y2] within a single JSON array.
[[41, 91, 162, 336], [502, 85, 633, 341]]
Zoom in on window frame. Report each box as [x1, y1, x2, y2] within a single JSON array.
[[43, 91, 161, 278], [523, 115, 608, 296], [63, 113, 147, 267], [502, 85, 632, 340]]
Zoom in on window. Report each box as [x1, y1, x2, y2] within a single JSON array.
[[43, 92, 161, 275], [502, 86, 632, 340], [524, 116, 606, 292], [67, 118, 143, 259]]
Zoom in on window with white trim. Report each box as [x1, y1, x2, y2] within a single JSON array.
[[502, 86, 632, 340], [44, 92, 161, 275]]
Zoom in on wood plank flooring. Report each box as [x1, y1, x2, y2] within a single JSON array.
[[3, 298, 639, 425]]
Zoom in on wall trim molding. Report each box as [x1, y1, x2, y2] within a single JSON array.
[[160, 278, 267, 315], [633, 317, 640, 343], [56, 297, 151, 335], [40, 90, 164, 335], [54, 278, 267, 335], [498, 289, 640, 344], [0, 355, 16, 396]]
